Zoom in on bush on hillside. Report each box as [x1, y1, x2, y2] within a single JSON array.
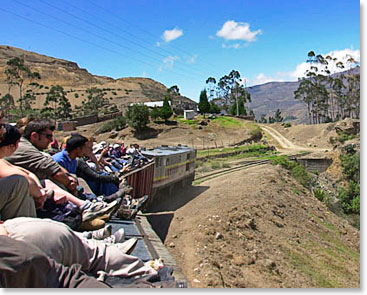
[[96, 116, 126, 134], [126, 104, 149, 131], [271, 156, 312, 188]]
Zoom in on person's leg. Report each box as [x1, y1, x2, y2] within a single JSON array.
[[0, 175, 36, 220], [101, 182, 119, 196], [4, 217, 157, 278], [0, 235, 110, 288]]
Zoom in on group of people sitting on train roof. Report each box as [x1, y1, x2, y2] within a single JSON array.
[[0, 115, 180, 288]]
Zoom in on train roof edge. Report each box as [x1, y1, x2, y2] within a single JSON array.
[[141, 145, 196, 157]]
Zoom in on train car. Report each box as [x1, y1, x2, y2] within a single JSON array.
[[141, 145, 196, 209], [124, 145, 196, 211]]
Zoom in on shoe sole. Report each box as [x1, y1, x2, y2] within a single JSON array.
[[83, 200, 119, 222], [117, 238, 138, 255]]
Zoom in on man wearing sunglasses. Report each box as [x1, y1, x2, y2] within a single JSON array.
[[6, 119, 118, 228]]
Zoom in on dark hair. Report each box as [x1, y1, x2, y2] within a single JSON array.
[[66, 134, 88, 152], [0, 124, 21, 148], [23, 119, 56, 140]]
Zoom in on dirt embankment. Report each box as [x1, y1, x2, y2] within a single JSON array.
[[164, 165, 359, 288]]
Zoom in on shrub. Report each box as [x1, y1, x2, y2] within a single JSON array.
[[338, 181, 360, 214], [340, 152, 360, 183], [272, 156, 312, 188], [249, 128, 262, 141], [272, 155, 297, 170], [292, 165, 312, 188], [126, 104, 149, 131], [314, 188, 329, 202], [211, 161, 221, 169], [96, 116, 126, 134]]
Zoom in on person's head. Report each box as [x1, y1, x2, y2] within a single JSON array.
[[23, 119, 55, 150], [0, 124, 22, 158], [16, 116, 35, 136], [113, 143, 120, 150], [83, 137, 94, 157], [65, 134, 88, 158]]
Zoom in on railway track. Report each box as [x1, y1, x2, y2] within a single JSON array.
[[194, 159, 271, 184]]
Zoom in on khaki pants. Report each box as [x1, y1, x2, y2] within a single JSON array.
[[0, 175, 36, 220], [0, 235, 109, 288], [4, 217, 157, 278]]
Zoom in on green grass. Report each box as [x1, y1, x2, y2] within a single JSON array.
[[197, 144, 269, 159], [211, 116, 242, 128]]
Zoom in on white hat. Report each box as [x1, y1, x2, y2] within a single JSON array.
[[100, 141, 107, 146], [93, 144, 103, 154], [113, 144, 120, 149]]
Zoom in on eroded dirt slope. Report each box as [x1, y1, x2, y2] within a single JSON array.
[[164, 165, 360, 288]]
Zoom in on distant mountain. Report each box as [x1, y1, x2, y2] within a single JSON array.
[[247, 67, 360, 123]]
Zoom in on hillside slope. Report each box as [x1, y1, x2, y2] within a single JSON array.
[[164, 164, 360, 288], [0, 45, 195, 111]]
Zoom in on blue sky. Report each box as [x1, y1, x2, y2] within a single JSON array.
[[0, 0, 361, 102]]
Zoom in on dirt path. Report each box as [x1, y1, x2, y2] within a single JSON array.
[[260, 125, 328, 153]]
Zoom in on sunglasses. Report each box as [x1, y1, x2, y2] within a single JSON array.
[[38, 133, 53, 140]]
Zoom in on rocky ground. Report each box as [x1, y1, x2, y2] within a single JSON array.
[[163, 164, 360, 288]]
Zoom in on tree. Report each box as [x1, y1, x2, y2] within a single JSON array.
[[259, 115, 267, 123], [230, 95, 246, 116], [0, 93, 14, 117], [126, 104, 149, 131], [41, 85, 71, 121], [205, 77, 217, 100], [4, 57, 41, 116], [83, 87, 108, 115], [274, 109, 283, 122], [198, 90, 210, 118], [218, 70, 251, 116], [160, 95, 173, 121], [150, 106, 161, 121], [210, 100, 221, 114], [168, 85, 180, 96]]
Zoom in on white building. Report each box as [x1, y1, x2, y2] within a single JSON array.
[[184, 110, 195, 120]]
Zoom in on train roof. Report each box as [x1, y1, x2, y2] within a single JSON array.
[[142, 145, 195, 157]]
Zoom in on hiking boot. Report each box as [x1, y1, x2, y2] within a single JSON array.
[[103, 188, 126, 203], [116, 206, 138, 220], [131, 195, 149, 210], [98, 213, 111, 222], [103, 228, 125, 244], [82, 200, 119, 222], [91, 224, 113, 240], [79, 218, 105, 231], [113, 237, 138, 255]]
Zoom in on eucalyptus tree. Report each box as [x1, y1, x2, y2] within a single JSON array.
[[42, 85, 72, 121], [205, 77, 217, 100], [218, 70, 251, 116], [4, 57, 41, 116], [295, 51, 330, 124]]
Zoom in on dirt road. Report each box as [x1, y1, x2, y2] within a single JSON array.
[[260, 125, 328, 153]]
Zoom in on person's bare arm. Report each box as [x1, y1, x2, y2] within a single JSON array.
[[52, 170, 78, 195], [0, 160, 46, 208]]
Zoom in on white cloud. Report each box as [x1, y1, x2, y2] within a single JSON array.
[[216, 20, 262, 42], [249, 73, 285, 86], [186, 55, 198, 64], [162, 28, 183, 42], [290, 48, 360, 80], [159, 56, 179, 72], [222, 43, 241, 49]]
